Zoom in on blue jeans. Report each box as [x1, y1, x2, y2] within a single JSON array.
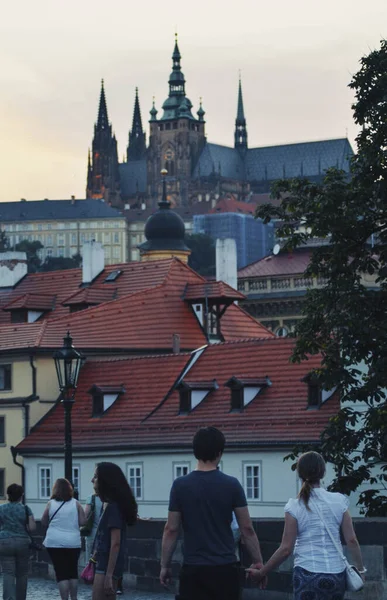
[[0, 537, 30, 600]]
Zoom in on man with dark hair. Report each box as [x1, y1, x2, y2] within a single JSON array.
[[160, 427, 265, 600]]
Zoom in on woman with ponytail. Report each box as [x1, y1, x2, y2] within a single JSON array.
[[246, 451, 365, 599]]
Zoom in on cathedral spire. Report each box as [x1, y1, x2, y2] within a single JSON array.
[[127, 87, 146, 161], [234, 75, 248, 151], [169, 33, 186, 98], [97, 79, 109, 130]]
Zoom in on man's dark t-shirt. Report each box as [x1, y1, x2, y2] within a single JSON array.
[[168, 470, 247, 566]]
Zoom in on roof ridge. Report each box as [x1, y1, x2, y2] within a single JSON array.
[[35, 320, 49, 346]]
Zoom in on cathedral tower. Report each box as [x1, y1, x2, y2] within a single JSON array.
[[147, 36, 206, 206], [127, 87, 146, 161], [86, 80, 121, 204], [234, 76, 248, 153]]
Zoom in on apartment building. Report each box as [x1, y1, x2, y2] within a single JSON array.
[[0, 198, 128, 265]]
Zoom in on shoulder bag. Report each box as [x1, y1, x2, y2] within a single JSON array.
[[80, 494, 96, 537], [312, 498, 364, 592], [24, 505, 43, 552], [48, 500, 66, 524]]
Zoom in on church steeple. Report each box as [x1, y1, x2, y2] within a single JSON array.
[[86, 80, 121, 204], [160, 35, 194, 120], [234, 75, 248, 151], [127, 87, 146, 161], [97, 79, 109, 130]]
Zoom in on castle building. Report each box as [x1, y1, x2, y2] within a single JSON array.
[[86, 37, 354, 208]]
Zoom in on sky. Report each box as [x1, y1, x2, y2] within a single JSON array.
[[0, 0, 386, 202]]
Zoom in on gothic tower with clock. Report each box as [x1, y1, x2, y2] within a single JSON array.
[[147, 36, 206, 206]]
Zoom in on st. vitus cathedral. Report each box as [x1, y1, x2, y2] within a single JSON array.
[[86, 36, 353, 208]]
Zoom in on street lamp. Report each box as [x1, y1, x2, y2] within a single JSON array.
[[53, 331, 84, 484]]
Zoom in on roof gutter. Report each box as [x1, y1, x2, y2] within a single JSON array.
[[10, 446, 25, 496]]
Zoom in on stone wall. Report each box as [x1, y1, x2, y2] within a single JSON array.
[[31, 518, 387, 599]]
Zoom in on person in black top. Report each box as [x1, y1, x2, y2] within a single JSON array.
[[91, 462, 137, 600], [160, 427, 265, 600]]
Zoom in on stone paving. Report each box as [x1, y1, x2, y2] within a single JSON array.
[[1, 577, 174, 600]]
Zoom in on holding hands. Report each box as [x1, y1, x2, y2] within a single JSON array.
[[246, 563, 268, 588]]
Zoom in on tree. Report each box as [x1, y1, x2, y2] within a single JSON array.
[[40, 253, 82, 272], [185, 233, 216, 277], [0, 229, 9, 252], [15, 240, 43, 273], [256, 40, 387, 516]]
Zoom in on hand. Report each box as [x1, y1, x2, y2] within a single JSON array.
[[160, 566, 172, 588], [246, 564, 268, 589], [104, 574, 115, 596]]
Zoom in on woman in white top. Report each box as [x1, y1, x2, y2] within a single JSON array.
[[247, 452, 365, 600], [42, 478, 86, 600]]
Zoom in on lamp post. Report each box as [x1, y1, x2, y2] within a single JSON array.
[[53, 332, 84, 484]]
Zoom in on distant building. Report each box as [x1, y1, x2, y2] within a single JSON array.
[[194, 206, 274, 269], [0, 198, 128, 265], [86, 37, 354, 207]]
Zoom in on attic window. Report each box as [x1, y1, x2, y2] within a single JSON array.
[[303, 373, 336, 409], [178, 380, 218, 414], [89, 384, 125, 417], [226, 377, 272, 412], [104, 270, 122, 283]]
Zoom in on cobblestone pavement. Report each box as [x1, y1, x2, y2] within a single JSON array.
[[1, 577, 174, 600]]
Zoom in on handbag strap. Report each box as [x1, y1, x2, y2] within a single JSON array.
[[311, 497, 349, 567], [48, 501, 66, 524]]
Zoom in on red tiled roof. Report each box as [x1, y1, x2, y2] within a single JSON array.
[[0, 259, 176, 324], [220, 304, 274, 340], [209, 195, 257, 215], [0, 322, 46, 351], [238, 249, 312, 278], [17, 338, 337, 452], [62, 287, 117, 306], [184, 282, 245, 301], [3, 293, 56, 311]]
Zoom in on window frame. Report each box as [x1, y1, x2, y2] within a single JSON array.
[[126, 463, 143, 500], [0, 415, 5, 445], [173, 462, 190, 480], [72, 465, 80, 497], [0, 364, 12, 391], [243, 462, 262, 502], [38, 465, 52, 500], [0, 468, 5, 499]]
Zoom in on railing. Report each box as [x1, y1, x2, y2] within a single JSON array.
[[239, 276, 331, 294], [294, 277, 313, 288], [271, 278, 291, 289]]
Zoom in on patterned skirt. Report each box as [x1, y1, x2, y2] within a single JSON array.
[[293, 566, 346, 600]]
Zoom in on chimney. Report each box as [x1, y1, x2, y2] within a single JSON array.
[[124, 204, 130, 210], [141, 202, 146, 210], [82, 241, 105, 284], [71, 195, 75, 204], [172, 333, 180, 354], [0, 252, 28, 288], [216, 238, 237, 290]]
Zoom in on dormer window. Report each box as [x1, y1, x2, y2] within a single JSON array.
[[303, 373, 337, 409], [89, 384, 125, 417], [178, 380, 218, 414], [226, 377, 272, 412]]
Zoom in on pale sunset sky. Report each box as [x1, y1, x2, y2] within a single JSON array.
[[0, 0, 386, 202]]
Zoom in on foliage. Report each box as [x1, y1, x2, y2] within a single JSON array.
[[256, 40, 387, 516], [0, 229, 9, 252], [15, 240, 43, 273], [185, 233, 216, 277], [41, 253, 82, 272]]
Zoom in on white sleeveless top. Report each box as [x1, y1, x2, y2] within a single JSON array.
[[285, 488, 349, 573], [43, 498, 81, 548]]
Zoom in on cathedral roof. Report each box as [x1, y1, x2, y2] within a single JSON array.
[[193, 138, 353, 183], [119, 161, 147, 196]]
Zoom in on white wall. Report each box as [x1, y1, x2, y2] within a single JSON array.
[[23, 447, 341, 520]]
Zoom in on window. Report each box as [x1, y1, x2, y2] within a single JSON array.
[[58, 248, 64, 257], [244, 463, 261, 501], [0, 365, 11, 391], [90, 385, 123, 416], [58, 223, 65, 230], [47, 235, 52, 246], [226, 377, 271, 412], [113, 232, 120, 243], [178, 381, 218, 414], [39, 466, 52, 499], [47, 224, 52, 230], [173, 463, 190, 480], [57, 235, 65, 246], [72, 466, 80, 496], [38, 224, 43, 231], [104, 232, 111, 244], [127, 464, 143, 500], [71, 233, 77, 245], [0, 469, 4, 498], [104, 270, 122, 283], [113, 247, 120, 259], [0, 416, 4, 444]]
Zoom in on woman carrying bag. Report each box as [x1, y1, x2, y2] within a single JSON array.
[[0, 483, 36, 600], [42, 478, 86, 600], [247, 452, 366, 600]]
